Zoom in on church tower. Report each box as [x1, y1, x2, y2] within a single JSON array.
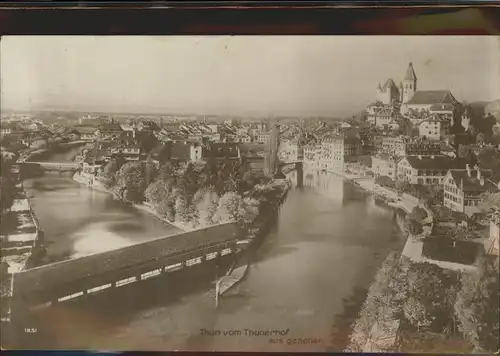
[[402, 62, 417, 103]]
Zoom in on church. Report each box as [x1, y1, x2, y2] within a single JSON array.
[[375, 62, 460, 117]]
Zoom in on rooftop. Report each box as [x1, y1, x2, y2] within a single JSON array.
[[449, 169, 498, 193], [404, 62, 417, 82], [407, 90, 457, 106], [404, 155, 463, 170]]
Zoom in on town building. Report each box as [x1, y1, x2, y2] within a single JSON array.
[[372, 154, 399, 180], [400, 62, 417, 105], [74, 125, 98, 141], [397, 155, 461, 184], [381, 136, 443, 156], [203, 142, 241, 160], [303, 143, 320, 170], [96, 121, 123, 140], [376, 79, 400, 106], [367, 106, 395, 128], [443, 166, 498, 214], [278, 138, 303, 162], [402, 89, 459, 116], [318, 136, 360, 172], [429, 103, 454, 119], [0, 123, 23, 137], [418, 116, 451, 141], [381, 136, 407, 156], [257, 132, 271, 144]]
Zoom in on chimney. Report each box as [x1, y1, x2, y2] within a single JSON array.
[[466, 164, 471, 177]]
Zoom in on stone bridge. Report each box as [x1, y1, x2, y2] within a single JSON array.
[[280, 160, 303, 187], [21, 161, 80, 173], [10, 222, 241, 316]]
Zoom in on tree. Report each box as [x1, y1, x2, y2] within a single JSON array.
[[102, 160, 119, 187], [114, 162, 147, 203], [144, 178, 173, 217], [477, 147, 500, 180], [375, 175, 394, 188], [407, 262, 460, 332], [409, 206, 428, 222], [396, 180, 411, 194], [213, 192, 259, 226], [404, 297, 433, 331], [454, 257, 499, 352], [405, 218, 423, 236], [476, 132, 485, 145], [492, 124, 500, 145]]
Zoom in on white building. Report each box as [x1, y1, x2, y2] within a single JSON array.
[[418, 116, 450, 141]]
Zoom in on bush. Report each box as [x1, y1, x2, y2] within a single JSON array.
[[375, 175, 395, 188], [409, 206, 428, 222], [405, 218, 423, 236], [454, 256, 499, 352]]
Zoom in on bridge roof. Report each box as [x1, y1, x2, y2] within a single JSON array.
[[13, 222, 239, 295]]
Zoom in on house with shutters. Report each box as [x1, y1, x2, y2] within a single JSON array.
[[418, 116, 451, 141], [442, 165, 499, 215], [397, 155, 462, 185], [371, 153, 399, 180]]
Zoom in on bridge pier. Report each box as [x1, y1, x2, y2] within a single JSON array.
[[296, 162, 303, 188]]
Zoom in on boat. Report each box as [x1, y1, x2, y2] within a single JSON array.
[[215, 258, 251, 308]]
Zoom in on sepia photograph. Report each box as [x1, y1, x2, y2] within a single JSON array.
[[0, 35, 499, 353]]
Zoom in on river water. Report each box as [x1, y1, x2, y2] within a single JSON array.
[[23, 147, 183, 263], [20, 152, 406, 352]]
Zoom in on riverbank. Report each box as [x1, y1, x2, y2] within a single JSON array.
[[1, 180, 44, 323], [73, 172, 192, 232], [318, 169, 419, 214], [73, 172, 290, 237]]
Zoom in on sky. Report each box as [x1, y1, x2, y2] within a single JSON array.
[[1, 36, 499, 117]]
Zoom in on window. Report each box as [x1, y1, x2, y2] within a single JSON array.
[[206, 252, 218, 260], [165, 263, 183, 272], [58, 292, 84, 302], [87, 283, 112, 294], [141, 269, 162, 280], [186, 257, 203, 266], [116, 276, 137, 287]]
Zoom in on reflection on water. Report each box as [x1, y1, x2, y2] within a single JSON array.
[[24, 174, 182, 264], [23, 168, 405, 352]]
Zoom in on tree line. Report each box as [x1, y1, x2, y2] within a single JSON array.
[[347, 253, 499, 353], [100, 156, 287, 230]]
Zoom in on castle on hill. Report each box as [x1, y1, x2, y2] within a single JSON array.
[[375, 62, 459, 116]]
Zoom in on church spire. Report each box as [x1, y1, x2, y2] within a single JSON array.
[[404, 62, 417, 81]]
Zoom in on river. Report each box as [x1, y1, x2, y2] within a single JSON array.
[[19, 152, 406, 352], [22, 147, 182, 263]]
